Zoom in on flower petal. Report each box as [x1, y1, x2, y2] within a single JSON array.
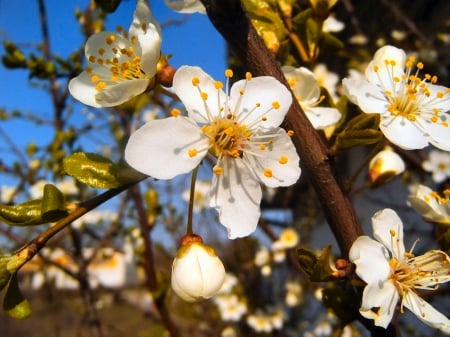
[[68, 71, 103, 108], [371, 208, 405, 259], [342, 77, 388, 114], [403, 292, 450, 334], [210, 157, 262, 239], [243, 128, 301, 188], [173, 66, 227, 123], [304, 106, 341, 129], [129, 0, 162, 76], [164, 0, 206, 13], [365, 45, 406, 91], [422, 117, 450, 151], [282, 66, 320, 102], [349, 236, 391, 284], [380, 115, 432, 150], [360, 280, 399, 328], [125, 116, 208, 179], [230, 76, 292, 129], [95, 79, 150, 107]]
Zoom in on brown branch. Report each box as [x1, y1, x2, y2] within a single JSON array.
[[129, 185, 180, 337], [200, 0, 362, 257]]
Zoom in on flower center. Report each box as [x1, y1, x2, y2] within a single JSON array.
[[202, 117, 252, 158], [373, 56, 449, 126], [389, 249, 450, 300], [86, 27, 147, 92]]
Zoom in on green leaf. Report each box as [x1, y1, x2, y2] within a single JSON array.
[[0, 200, 44, 226], [333, 114, 383, 150], [297, 246, 337, 282], [3, 273, 31, 319], [41, 184, 68, 222], [63, 152, 123, 189], [0, 255, 12, 292], [0, 184, 68, 226]]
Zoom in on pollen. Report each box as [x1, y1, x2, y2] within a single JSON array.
[[390, 229, 396, 237], [261, 116, 267, 121], [91, 75, 100, 83], [213, 166, 223, 175], [279, 156, 288, 164], [287, 130, 294, 137], [192, 77, 200, 86], [264, 168, 273, 178], [225, 69, 233, 78], [201, 92, 208, 100], [106, 34, 116, 45], [272, 101, 280, 109], [214, 81, 223, 90], [260, 144, 266, 150], [245, 72, 252, 80], [98, 48, 105, 56], [88, 55, 96, 63], [188, 149, 198, 157], [171, 108, 181, 117], [95, 81, 106, 91]]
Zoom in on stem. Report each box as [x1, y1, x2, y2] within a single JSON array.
[[200, 0, 362, 257], [129, 185, 180, 337], [186, 166, 199, 235], [13, 176, 146, 269]]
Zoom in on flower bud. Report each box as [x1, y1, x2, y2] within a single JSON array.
[[368, 146, 405, 187], [171, 234, 225, 302]]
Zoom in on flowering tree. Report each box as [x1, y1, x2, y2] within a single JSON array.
[[1, 0, 450, 337]]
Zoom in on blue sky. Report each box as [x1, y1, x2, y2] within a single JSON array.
[[0, 0, 226, 182]]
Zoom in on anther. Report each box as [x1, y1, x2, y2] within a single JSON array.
[[264, 168, 273, 178]]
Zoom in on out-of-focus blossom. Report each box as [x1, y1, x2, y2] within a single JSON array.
[[285, 281, 303, 307], [69, 0, 162, 107], [422, 149, 450, 183], [272, 227, 300, 250], [313, 64, 340, 102], [181, 180, 211, 212], [125, 66, 300, 239], [171, 235, 225, 302], [214, 294, 248, 321], [343, 45, 450, 150], [349, 208, 450, 332], [221, 326, 237, 337], [164, 0, 205, 13], [408, 184, 450, 226], [368, 146, 405, 186], [0, 186, 15, 203], [283, 66, 341, 130], [391, 30, 407, 41], [217, 273, 239, 294], [348, 34, 368, 45], [247, 310, 284, 333], [322, 15, 345, 33]]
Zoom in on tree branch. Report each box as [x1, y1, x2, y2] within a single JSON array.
[[200, 0, 362, 257]]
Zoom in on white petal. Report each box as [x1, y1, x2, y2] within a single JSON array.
[[371, 208, 405, 259], [230, 76, 292, 129], [365, 45, 406, 90], [210, 157, 262, 239], [423, 118, 450, 151], [360, 281, 399, 328], [68, 71, 103, 108], [164, 0, 206, 13], [403, 292, 450, 334], [349, 236, 391, 284], [95, 79, 149, 107], [342, 77, 388, 114], [173, 66, 227, 123], [379, 115, 429, 150], [129, 0, 162, 76], [124, 116, 208, 179], [85, 32, 130, 60], [304, 106, 341, 129], [282, 66, 320, 102], [243, 128, 301, 188]]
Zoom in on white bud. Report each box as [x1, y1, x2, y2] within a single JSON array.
[[171, 235, 225, 302]]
